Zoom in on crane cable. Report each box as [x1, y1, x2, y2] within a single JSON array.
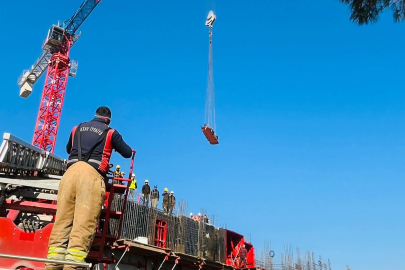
[[204, 25, 216, 131]]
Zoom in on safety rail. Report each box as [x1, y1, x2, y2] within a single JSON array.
[[0, 133, 66, 175]]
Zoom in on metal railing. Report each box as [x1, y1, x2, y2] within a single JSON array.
[[0, 253, 91, 268], [0, 133, 66, 175]]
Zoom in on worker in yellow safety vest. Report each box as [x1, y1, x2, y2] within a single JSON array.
[[128, 173, 137, 201]]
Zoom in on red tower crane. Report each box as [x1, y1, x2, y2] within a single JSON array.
[[17, 0, 102, 153]]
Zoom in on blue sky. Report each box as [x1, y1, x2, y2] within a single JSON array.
[[0, 1, 404, 269]]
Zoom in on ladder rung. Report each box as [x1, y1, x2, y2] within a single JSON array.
[[93, 233, 117, 243], [86, 251, 113, 263], [100, 209, 122, 219], [106, 183, 126, 194]]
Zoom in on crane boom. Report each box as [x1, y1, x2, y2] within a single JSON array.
[[63, 0, 101, 35], [17, 50, 51, 88]]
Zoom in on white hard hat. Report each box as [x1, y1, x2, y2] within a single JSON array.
[[198, 213, 201, 216], [132, 174, 135, 177], [190, 213, 193, 216], [170, 191, 174, 194]]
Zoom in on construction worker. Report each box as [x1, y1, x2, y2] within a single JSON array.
[[113, 165, 125, 184], [114, 165, 124, 177], [45, 106, 132, 270], [239, 244, 248, 268], [162, 188, 169, 213], [141, 179, 151, 207], [128, 174, 137, 201], [196, 213, 201, 222], [168, 191, 176, 216], [190, 213, 194, 220], [203, 214, 210, 223], [150, 185, 159, 208]]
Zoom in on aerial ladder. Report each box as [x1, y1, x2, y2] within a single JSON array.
[[0, 132, 137, 269], [17, 0, 102, 153]]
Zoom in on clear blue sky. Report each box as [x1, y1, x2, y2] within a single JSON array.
[[0, 1, 404, 269]]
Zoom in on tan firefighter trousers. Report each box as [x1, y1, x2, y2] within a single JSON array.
[[45, 161, 105, 270]]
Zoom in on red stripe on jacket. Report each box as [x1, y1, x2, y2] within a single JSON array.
[[71, 126, 78, 154], [99, 129, 115, 174]]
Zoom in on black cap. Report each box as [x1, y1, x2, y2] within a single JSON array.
[[96, 106, 111, 119]]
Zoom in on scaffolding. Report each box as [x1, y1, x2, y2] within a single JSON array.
[[255, 244, 332, 270], [108, 197, 219, 261]]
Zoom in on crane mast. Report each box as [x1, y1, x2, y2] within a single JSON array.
[[18, 0, 101, 153]]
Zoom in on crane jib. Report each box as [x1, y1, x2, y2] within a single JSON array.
[[63, 0, 101, 35]]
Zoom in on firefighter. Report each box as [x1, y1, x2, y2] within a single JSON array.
[[239, 244, 248, 268], [45, 106, 132, 270], [168, 191, 176, 216], [141, 179, 151, 207], [150, 185, 159, 208], [162, 188, 169, 213], [128, 173, 137, 201]]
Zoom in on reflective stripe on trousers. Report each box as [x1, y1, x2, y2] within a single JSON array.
[[65, 248, 87, 263], [47, 246, 67, 260]]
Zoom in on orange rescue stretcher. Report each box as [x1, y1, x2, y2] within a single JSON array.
[[201, 125, 219, 145]]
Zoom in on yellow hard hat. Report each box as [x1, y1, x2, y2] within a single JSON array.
[[164, 188, 168, 192], [116, 165, 121, 169], [145, 179, 149, 183]]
